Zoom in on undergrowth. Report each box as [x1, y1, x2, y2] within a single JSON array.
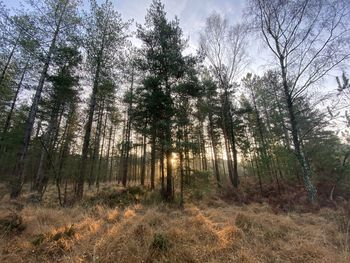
[[0, 180, 349, 262]]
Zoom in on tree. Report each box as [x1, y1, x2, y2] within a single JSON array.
[[76, 0, 129, 200], [33, 45, 81, 198], [0, 12, 39, 153], [200, 73, 222, 187], [200, 13, 248, 188], [137, 0, 198, 200], [11, 0, 81, 198], [248, 0, 350, 202]]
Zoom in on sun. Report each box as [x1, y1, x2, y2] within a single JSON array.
[[171, 153, 177, 166]]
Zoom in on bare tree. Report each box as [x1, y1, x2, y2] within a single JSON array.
[[247, 0, 350, 202], [200, 13, 248, 188]]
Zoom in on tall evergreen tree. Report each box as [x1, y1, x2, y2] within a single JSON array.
[[137, 0, 198, 200]]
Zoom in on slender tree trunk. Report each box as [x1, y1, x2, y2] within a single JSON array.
[[208, 113, 221, 186], [106, 122, 113, 181], [118, 115, 127, 182], [89, 102, 104, 187], [179, 149, 184, 207], [253, 150, 263, 196], [164, 82, 173, 200], [51, 107, 65, 153], [229, 120, 239, 188], [199, 122, 207, 170], [134, 146, 137, 183], [96, 109, 108, 190], [160, 146, 165, 193], [122, 117, 131, 186], [108, 126, 115, 182], [0, 38, 18, 86], [223, 131, 234, 184], [272, 83, 291, 150], [184, 128, 191, 184], [57, 117, 70, 205], [77, 46, 103, 200], [34, 102, 62, 195], [251, 147, 263, 196], [0, 61, 29, 154], [151, 128, 156, 190], [281, 64, 317, 202], [122, 70, 134, 187], [140, 134, 147, 186], [11, 1, 68, 198]]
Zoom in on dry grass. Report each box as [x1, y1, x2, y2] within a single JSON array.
[[0, 185, 349, 263]]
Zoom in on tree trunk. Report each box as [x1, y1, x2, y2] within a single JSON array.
[[223, 132, 234, 184], [161, 149, 165, 193], [34, 100, 63, 196], [11, 1, 68, 198], [199, 122, 207, 170], [179, 149, 184, 207], [88, 102, 104, 187], [108, 126, 115, 182], [0, 60, 28, 153], [106, 122, 113, 182], [122, 70, 134, 187], [96, 109, 108, 190], [208, 113, 221, 186], [117, 116, 127, 182], [140, 134, 147, 186], [0, 38, 18, 86], [228, 116, 239, 188], [76, 49, 103, 200], [281, 66, 317, 202]]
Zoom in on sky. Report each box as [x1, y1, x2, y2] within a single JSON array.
[[116, 0, 244, 51], [1, 0, 343, 89], [2, 0, 244, 39], [2, 0, 245, 59], [2, 0, 347, 132]]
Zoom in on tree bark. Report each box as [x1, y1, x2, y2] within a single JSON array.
[[281, 65, 317, 202], [76, 46, 103, 200], [208, 113, 221, 187], [140, 134, 147, 186]]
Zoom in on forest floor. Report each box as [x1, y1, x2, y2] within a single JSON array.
[[0, 181, 349, 263]]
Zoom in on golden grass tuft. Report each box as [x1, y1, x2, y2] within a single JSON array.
[[124, 207, 136, 218], [106, 208, 120, 223], [219, 224, 244, 246]]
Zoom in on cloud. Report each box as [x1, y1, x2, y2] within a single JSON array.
[[112, 0, 244, 50]]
